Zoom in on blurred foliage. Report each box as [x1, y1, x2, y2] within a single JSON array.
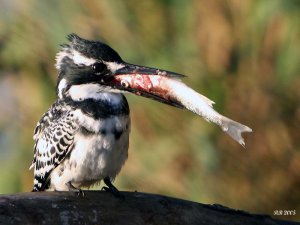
[[0, 0, 299, 221]]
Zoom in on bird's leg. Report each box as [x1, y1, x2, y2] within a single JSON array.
[[66, 181, 84, 197], [102, 177, 123, 198]]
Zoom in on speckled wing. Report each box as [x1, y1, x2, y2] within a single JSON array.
[[30, 100, 78, 191]]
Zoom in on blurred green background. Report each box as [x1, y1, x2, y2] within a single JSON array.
[[0, 0, 299, 221]]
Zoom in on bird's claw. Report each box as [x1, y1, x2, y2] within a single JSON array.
[[66, 181, 85, 197], [76, 189, 85, 197], [102, 177, 124, 198]]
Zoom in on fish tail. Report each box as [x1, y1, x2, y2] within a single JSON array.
[[220, 117, 252, 147]]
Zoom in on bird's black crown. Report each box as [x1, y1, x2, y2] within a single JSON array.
[[65, 33, 123, 62]]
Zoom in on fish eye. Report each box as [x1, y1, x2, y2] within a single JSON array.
[[121, 80, 130, 88]]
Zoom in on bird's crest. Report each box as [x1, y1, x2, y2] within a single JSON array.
[[55, 33, 122, 71]]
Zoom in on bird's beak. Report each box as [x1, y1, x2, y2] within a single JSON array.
[[109, 63, 185, 108]]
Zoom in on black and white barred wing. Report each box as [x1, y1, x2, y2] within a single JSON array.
[[30, 102, 78, 191]]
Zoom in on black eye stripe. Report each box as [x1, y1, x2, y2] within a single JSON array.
[[92, 62, 106, 74]]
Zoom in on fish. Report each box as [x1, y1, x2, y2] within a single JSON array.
[[112, 74, 252, 147]]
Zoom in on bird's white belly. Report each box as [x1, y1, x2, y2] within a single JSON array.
[[49, 116, 130, 191], [71, 132, 129, 185]]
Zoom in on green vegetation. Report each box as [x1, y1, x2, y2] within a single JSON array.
[[0, 0, 299, 221]]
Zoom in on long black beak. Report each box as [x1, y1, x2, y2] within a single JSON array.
[[109, 63, 185, 108], [115, 63, 185, 78]]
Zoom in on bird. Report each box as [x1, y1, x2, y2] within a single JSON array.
[[30, 33, 251, 194], [29, 33, 184, 194]]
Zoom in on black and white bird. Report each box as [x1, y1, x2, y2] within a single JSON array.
[[30, 34, 251, 193], [30, 34, 180, 193]]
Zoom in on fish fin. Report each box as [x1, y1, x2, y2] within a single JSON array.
[[198, 94, 215, 107], [221, 117, 252, 147]]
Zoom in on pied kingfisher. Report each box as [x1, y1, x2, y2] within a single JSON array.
[[30, 34, 183, 194]]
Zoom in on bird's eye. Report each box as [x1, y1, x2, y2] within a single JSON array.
[[92, 62, 106, 74]]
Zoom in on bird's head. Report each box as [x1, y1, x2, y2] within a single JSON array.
[[55, 33, 184, 107]]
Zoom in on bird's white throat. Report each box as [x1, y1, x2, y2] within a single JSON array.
[[67, 83, 123, 105]]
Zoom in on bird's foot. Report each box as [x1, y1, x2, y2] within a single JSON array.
[[102, 177, 123, 198], [66, 181, 85, 197]]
